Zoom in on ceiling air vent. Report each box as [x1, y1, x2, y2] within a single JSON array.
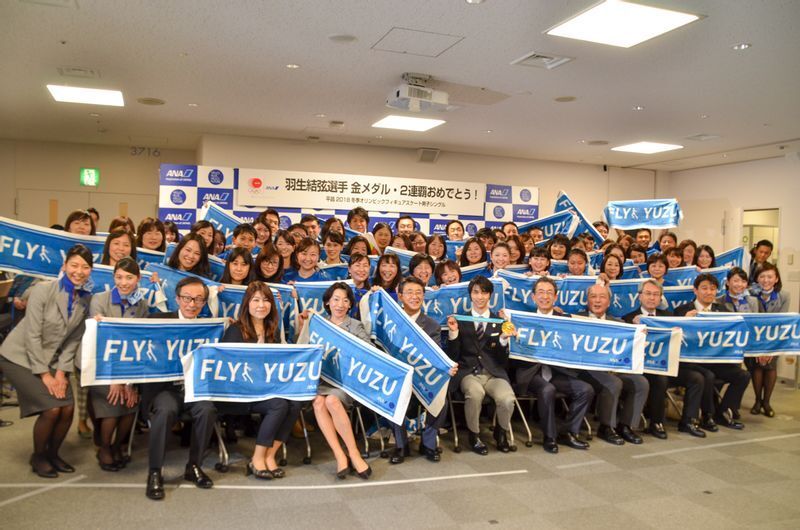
[[58, 66, 100, 79], [417, 148, 440, 163], [685, 133, 720, 141], [510, 51, 573, 70]]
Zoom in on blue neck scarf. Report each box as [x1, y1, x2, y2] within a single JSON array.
[[111, 286, 144, 310], [59, 274, 93, 318]]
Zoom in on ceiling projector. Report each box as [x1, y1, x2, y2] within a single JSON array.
[[386, 83, 450, 112]]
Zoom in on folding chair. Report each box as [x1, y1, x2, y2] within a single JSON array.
[[447, 391, 529, 452]]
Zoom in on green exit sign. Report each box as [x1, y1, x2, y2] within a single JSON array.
[[80, 167, 100, 187]]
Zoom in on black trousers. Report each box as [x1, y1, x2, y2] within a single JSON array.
[[645, 366, 703, 424], [141, 382, 217, 470], [250, 398, 303, 447], [526, 373, 594, 439], [682, 363, 749, 417]]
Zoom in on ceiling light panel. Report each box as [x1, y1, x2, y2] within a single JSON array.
[[46, 85, 124, 106], [612, 141, 684, 154], [372, 115, 445, 132], [546, 1, 700, 48]]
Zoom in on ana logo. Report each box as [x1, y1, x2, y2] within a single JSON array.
[[165, 168, 194, 178], [208, 169, 224, 185], [493, 206, 505, 219], [517, 208, 535, 216], [170, 189, 187, 205], [432, 222, 448, 232], [164, 212, 192, 222], [490, 189, 509, 198], [466, 223, 478, 235], [249, 177, 263, 189], [519, 189, 532, 203], [201, 192, 231, 203]]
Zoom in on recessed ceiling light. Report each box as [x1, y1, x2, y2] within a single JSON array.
[[465, 0, 485, 4], [187, 103, 199, 107], [554, 96, 576, 102], [611, 141, 684, 154], [577, 139, 586, 144], [700, 114, 709, 119], [137, 97, 166, 106], [632, 105, 645, 111], [372, 115, 445, 132], [88, 112, 101, 118], [732, 43, 751, 51], [328, 34, 357, 43], [47, 85, 124, 106], [485, 129, 493, 133], [375, 135, 383, 139], [546, 0, 700, 48], [286, 64, 300, 69], [179, 51, 189, 57], [314, 113, 326, 118]]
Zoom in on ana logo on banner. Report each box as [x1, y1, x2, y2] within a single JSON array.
[[361, 289, 456, 416], [507, 310, 646, 374], [307, 313, 413, 424], [0, 216, 105, 278], [183, 343, 323, 403], [603, 199, 683, 230], [641, 316, 749, 363], [80, 317, 227, 385]]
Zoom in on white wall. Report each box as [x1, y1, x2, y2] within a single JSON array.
[[668, 156, 800, 380], [0, 139, 195, 228], [199, 134, 656, 219]]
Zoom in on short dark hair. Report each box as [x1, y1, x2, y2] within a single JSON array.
[[636, 228, 652, 237], [300, 214, 319, 225], [476, 227, 497, 243], [399, 276, 426, 293], [396, 215, 415, 229], [592, 220, 609, 231], [529, 247, 549, 259], [534, 276, 558, 294], [567, 248, 588, 263], [101, 229, 138, 266], [628, 244, 648, 257], [64, 210, 96, 235], [434, 259, 461, 285], [646, 253, 669, 271], [254, 244, 284, 283], [502, 222, 518, 231], [322, 282, 355, 314], [64, 244, 94, 267], [114, 256, 140, 277], [347, 207, 369, 225], [322, 230, 344, 245], [290, 237, 321, 269], [408, 253, 435, 276], [136, 217, 166, 251], [87, 207, 100, 220], [693, 272, 719, 290], [726, 266, 748, 284], [176, 276, 209, 299], [287, 223, 309, 236], [468, 275, 493, 295], [233, 223, 257, 240]]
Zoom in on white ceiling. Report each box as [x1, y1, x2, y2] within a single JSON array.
[[1, 0, 799, 171]]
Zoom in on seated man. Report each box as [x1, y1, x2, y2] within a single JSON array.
[[513, 277, 593, 453], [623, 279, 706, 438], [390, 277, 457, 464], [141, 277, 218, 501], [577, 284, 649, 445], [446, 276, 515, 455], [674, 273, 748, 430]]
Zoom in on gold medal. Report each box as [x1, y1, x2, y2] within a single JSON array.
[[502, 321, 516, 335]]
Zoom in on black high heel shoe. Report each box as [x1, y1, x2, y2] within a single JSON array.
[[750, 400, 762, 415], [351, 458, 372, 480], [335, 458, 350, 480], [246, 461, 273, 480], [30, 454, 58, 479], [762, 403, 775, 417], [96, 450, 120, 472]]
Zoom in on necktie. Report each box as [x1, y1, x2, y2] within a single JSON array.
[[542, 365, 552, 382], [476, 322, 485, 341]]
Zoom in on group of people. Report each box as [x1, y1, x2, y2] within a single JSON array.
[[0, 204, 790, 501]]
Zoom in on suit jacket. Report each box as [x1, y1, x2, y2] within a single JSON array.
[[416, 312, 442, 348], [0, 279, 89, 374], [221, 322, 281, 344], [673, 300, 728, 316], [89, 290, 150, 319], [622, 307, 672, 324], [447, 311, 509, 387], [148, 310, 180, 319], [715, 294, 759, 313]]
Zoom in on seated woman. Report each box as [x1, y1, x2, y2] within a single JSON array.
[[220, 247, 255, 285], [222, 282, 299, 479], [748, 263, 790, 417], [88, 257, 148, 471], [297, 283, 372, 480], [0, 245, 94, 478], [167, 234, 211, 278]]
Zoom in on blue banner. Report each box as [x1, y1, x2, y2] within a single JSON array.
[[423, 278, 505, 328], [716, 247, 747, 269], [642, 327, 682, 377], [0, 216, 105, 278], [659, 265, 698, 287], [88, 264, 162, 313], [306, 314, 413, 424], [553, 191, 604, 247], [508, 310, 646, 373], [662, 285, 696, 312], [497, 270, 539, 312], [445, 240, 465, 261], [80, 317, 227, 385], [608, 279, 645, 318], [384, 246, 416, 275], [183, 344, 323, 402], [199, 201, 241, 243], [319, 262, 350, 281], [516, 210, 578, 239], [362, 289, 456, 416], [699, 312, 800, 356], [641, 316, 749, 363], [620, 264, 642, 280], [145, 263, 215, 317], [556, 276, 597, 314], [603, 199, 682, 230], [293, 279, 353, 314], [459, 262, 491, 282], [137, 248, 166, 271]]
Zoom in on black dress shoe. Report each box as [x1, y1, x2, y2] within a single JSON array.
[[184, 464, 213, 489], [557, 432, 589, 450], [246, 461, 273, 480], [715, 415, 744, 430], [731, 408, 741, 420], [493, 426, 511, 453], [543, 437, 559, 454], [647, 422, 668, 440], [701, 416, 718, 432], [618, 424, 643, 445], [468, 432, 489, 455], [678, 421, 707, 438], [30, 454, 58, 479], [146, 469, 165, 500], [598, 425, 624, 445], [389, 447, 407, 465], [421, 447, 441, 462], [48, 455, 76, 473]]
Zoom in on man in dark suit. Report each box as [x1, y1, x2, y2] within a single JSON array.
[[673, 273, 748, 430], [391, 277, 457, 464], [576, 284, 649, 445], [623, 279, 705, 438], [446, 276, 515, 455], [513, 277, 592, 453], [141, 277, 218, 501]]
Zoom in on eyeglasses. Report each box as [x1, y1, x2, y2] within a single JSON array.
[[178, 295, 207, 305]]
